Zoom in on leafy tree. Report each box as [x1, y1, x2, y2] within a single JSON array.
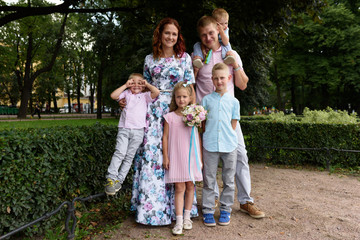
[[272, 1, 360, 114], [0, 1, 68, 117], [0, 29, 21, 105], [1, 0, 326, 116]]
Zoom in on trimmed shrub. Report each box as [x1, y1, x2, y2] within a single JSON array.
[[240, 120, 360, 167], [1, 116, 359, 236], [0, 123, 123, 236]]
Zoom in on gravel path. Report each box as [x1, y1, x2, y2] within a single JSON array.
[[95, 164, 360, 240]]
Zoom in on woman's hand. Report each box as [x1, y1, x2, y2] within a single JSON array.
[[118, 98, 127, 110]]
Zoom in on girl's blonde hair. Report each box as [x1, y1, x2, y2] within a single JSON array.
[[169, 81, 193, 112]]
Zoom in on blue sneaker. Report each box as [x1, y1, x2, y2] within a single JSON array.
[[203, 213, 216, 226], [218, 211, 231, 226]]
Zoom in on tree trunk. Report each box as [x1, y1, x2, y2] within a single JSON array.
[[47, 93, 51, 113], [17, 14, 68, 118], [18, 31, 33, 118], [76, 72, 81, 113], [321, 84, 329, 109], [290, 76, 296, 115], [89, 82, 95, 114], [273, 63, 283, 111], [96, 59, 104, 119], [52, 90, 58, 112], [67, 88, 71, 113]]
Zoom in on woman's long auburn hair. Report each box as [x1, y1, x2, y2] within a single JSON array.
[[152, 18, 186, 59], [169, 81, 194, 112]]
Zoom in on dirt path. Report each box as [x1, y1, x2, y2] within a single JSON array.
[[95, 164, 360, 240]]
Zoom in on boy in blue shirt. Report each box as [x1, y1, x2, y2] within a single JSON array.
[[201, 62, 240, 226]]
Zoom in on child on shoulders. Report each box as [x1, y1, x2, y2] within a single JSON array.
[[201, 63, 240, 226], [105, 73, 160, 195], [193, 8, 235, 69]]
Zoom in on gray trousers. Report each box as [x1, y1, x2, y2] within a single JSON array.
[[106, 128, 144, 183], [202, 148, 237, 214], [214, 122, 254, 204], [235, 122, 254, 204]]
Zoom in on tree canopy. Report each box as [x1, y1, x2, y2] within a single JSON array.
[[271, 0, 360, 114], [0, 0, 326, 117]]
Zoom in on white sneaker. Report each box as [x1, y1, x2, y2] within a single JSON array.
[[183, 219, 193, 230], [193, 59, 204, 69], [223, 55, 235, 65], [172, 223, 183, 235]]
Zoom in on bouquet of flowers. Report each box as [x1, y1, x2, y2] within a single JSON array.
[[181, 104, 208, 128]]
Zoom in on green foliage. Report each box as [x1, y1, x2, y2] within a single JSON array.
[[42, 191, 130, 240], [271, 1, 360, 113], [0, 123, 130, 236], [0, 118, 118, 130], [267, 107, 358, 124], [241, 118, 360, 168], [302, 107, 358, 124], [1, 0, 326, 115]]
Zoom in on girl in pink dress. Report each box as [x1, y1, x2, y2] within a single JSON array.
[[162, 81, 203, 235]]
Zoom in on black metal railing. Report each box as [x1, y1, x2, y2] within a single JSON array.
[[0, 192, 106, 240], [1, 146, 359, 239]]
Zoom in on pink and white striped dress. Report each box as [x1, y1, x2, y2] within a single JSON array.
[[163, 111, 203, 183]]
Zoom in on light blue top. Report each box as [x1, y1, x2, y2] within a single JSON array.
[[218, 27, 229, 44], [201, 91, 240, 153]]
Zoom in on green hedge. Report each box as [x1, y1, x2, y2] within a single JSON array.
[[0, 123, 124, 236], [1, 120, 359, 236], [240, 120, 360, 168]]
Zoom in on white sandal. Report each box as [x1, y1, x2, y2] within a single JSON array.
[[172, 223, 183, 235], [224, 55, 236, 65], [183, 219, 193, 230], [193, 59, 204, 69]]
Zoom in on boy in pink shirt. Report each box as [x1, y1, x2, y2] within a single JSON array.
[[105, 73, 160, 195]]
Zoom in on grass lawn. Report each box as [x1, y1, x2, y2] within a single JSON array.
[[0, 118, 119, 129]]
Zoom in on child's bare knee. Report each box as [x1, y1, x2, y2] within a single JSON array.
[[175, 183, 186, 193], [185, 182, 194, 192]]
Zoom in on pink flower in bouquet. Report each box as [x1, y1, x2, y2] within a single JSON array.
[[199, 111, 206, 121], [187, 114, 193, 121]]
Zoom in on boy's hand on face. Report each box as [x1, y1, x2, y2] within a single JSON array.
[[217, 22, 223, 31], [140, 79, 147, 87], [126, 79, 135, 88]]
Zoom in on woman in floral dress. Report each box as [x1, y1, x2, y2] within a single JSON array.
[[130, 18, 198, 226]]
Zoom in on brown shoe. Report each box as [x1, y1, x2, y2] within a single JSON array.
[[240, 202, 265, 219]]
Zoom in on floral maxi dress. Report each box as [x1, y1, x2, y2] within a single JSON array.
[[131, 53, 198, 225]]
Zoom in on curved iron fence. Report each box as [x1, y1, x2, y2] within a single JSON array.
[[0, 193, 106, 240]]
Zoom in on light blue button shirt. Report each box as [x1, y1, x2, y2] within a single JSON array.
[[201, 91, 240, 153]]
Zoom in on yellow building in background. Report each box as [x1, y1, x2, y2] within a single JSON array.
[[54, 90, 97, 113]]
